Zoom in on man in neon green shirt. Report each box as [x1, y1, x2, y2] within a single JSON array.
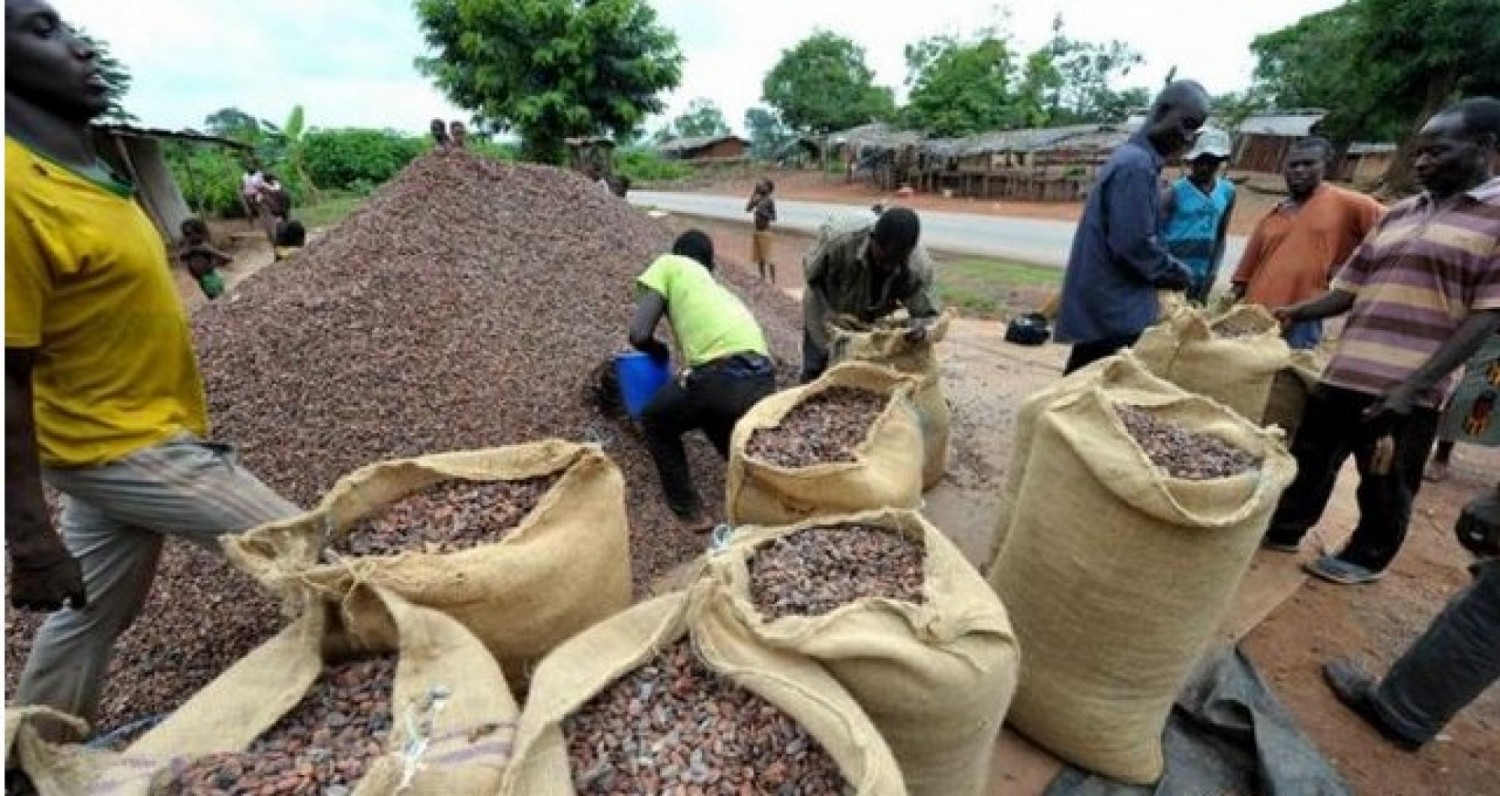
[[630, 230, 775, 532]]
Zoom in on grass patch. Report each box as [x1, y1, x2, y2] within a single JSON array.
[[298, 189, 369, 230], [934, 257, 1061, 320]]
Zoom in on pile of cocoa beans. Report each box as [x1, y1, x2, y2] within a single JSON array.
[[749, 525, 926, 620], [564, 640, 846, 795], [6, 151, 808, 735], [159, 656, 397, 795], [335, 476, 556, 557], [1117, 405, 1260, 479], [1210, 318, 1269, 339], [746, 387, 886, 468]]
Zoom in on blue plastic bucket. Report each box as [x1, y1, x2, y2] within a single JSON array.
[[614, 352, 672, 420]]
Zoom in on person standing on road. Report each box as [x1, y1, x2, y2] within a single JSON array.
[[746, 178, 778, 283], [1160, 127, 1237, 304], [1264, 97, 1500, 585], [5, 0, 301, 739], [1322, 483, 1500, 750], [630, 230, 776, 534], [800, 207, 940, 382], [1230, 137, 1385, 349], [1055, 81, 1208, 374]]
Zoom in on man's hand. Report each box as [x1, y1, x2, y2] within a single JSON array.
[[9, 541, 86, 612], [1229, 283, 1247, 303], [1154, 263, 1192, 292], [1363, 382, 1419, 429]]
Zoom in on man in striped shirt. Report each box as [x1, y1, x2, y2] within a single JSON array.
[[1264, 97, 1500, 585]]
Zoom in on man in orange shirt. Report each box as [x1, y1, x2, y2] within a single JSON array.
[[1231, 137, 1385, 348]]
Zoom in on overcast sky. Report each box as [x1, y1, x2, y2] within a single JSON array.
[[58, 0, 1342, 137]]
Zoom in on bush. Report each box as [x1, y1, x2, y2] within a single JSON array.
[[614, 148, 693, 183], [302, 129, 425, 191], [164, 142, 247, 218]]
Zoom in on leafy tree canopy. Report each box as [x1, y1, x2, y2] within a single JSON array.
[[762, 30, 896, 134], [902, 29, 1017, 136]]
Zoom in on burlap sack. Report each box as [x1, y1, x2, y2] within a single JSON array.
[[987, 352, 1180, 569], [224, 440, 631, 681], [1132, 303, 1291, 423], [1263, 348, 1327, 441], [990, 386, 1295, 784], [726, 362, 924, 526], [7, 588, 516, 796], [500, 587, 907, 795], [829, 313, 954, 491], [704, 509, 1018, 796]]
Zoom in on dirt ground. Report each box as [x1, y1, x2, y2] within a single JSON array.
[[673, 214, 1500, 796], [695, 168, 1308, 238]]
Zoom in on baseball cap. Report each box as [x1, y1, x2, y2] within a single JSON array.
[[1185, 127, 1232, 160]]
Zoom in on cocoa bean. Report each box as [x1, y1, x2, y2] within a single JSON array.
[[746, 387, 886, 468], [563, 640, 846, 795], [749, 524, 926, 620], [1116, 405, 1259, 479], [334, 475, 556, 557], [159, 656, 396, 795]]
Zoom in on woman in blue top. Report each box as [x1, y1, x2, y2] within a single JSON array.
[[1161, 128, 1237, 304]]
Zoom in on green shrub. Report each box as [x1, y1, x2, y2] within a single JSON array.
[[302, 129, 425, 191], [614, 148, 693, 183]]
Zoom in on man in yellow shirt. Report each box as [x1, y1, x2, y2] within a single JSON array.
[[630, 230, 775, 532], [5, 0, 298, 738]]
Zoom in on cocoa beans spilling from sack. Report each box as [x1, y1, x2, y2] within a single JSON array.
[[748, 524, 926, 620], [745, 386, 885, 468], [334, 475, 557, 557]]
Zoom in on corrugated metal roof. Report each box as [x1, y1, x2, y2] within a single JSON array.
[[1347, 142, 1397, 155], [1235, 111, 1327, 138], [92, 123, 252, 150]]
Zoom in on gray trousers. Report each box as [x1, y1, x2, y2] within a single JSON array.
[[1374, 559, 1500, 743], [15, 435, 299, 732]]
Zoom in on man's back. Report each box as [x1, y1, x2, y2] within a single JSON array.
[[637, 254, 768, 367]]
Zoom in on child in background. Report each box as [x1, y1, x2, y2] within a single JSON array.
[[177, 218, 231, 299], [745, 178, 778, 283], [274, 219, 307, 262]]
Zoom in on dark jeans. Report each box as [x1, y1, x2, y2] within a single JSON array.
[[1373, 559, 1500, 743], [1063, 332, 1142, 375], [1265, 385, 1441, 571], [642, 357, 775, 518], [800, 329, 829, 384]]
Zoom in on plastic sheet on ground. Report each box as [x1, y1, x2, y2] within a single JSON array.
[[1044, 646, 1351, 796]]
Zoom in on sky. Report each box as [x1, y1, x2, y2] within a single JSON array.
[[55, 0, 1344, 138]]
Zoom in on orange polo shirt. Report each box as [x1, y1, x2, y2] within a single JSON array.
[[1231, 183, 1385, 309]]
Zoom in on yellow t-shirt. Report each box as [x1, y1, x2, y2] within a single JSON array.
[[5, 137, 208, 467], [636, 254, 768, 367]]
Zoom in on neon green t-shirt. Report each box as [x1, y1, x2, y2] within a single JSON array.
[[636, 254, 768, 367]]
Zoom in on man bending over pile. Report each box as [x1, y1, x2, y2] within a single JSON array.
[[800, 207, 940, 382], [5, 0, 300, 740], [630, 230, 776, 533]]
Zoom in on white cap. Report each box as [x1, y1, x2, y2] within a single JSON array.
[[1185, 127, 1232, 161]]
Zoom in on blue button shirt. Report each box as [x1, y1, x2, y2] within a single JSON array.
[[1056, 133, 1185, 344]]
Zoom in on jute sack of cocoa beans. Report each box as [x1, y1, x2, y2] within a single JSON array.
[[726, 361, 923, 526], [986, 351, 1180, 570], [702, 509, 1018, 796], [989, 386, 1295, 784], [224, 440, 631, 682], [1263, 348, 1328, 440], [1131, 303, 1291, 423], [499, 584, 907, 795], [8, 587, 516, 796], [829, 312, 954, 491]]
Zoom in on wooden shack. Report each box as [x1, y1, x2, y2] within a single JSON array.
[[657, 135, 750, 162], [1231, 110, 1327, 173]]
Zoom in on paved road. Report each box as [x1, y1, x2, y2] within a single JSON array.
[[631, 190, 1248, 270]]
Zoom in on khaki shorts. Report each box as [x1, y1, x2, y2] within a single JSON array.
[[751, 230, 773, 263]]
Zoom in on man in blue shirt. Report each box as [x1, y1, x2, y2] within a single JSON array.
[[1056, 81, 1210, 374]]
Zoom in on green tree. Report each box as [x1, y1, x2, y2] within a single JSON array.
[[744, 106, 792, 160], [1034, 16, 1146, 125], [902, 30, 1016, 136], [1011, 50, 1062, 128], [1250, 0, 1500, 189], [204, 107, 265, 141], [664, 97, 730, 139], [301, 129, 426, 190], [762, 30, 896, 133], [259, 105, 318, 200], [413, 0, 684, 164], [72, 27, 134, 124]]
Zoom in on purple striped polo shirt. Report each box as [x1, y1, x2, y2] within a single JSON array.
[[1322, 176, 1500, 407]]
